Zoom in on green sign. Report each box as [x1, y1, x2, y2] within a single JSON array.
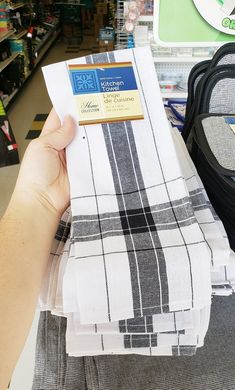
[[154, 0, 235, 46]]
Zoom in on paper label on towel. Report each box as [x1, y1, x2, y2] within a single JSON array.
[[67, 62, 144, 125], [225, 116, 235, 134]]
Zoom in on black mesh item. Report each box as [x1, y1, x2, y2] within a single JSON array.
[[183, 43, 235, 143], [191, 114, 235, 251], [209, 42, 235, 68], [182, 65, 235, 143], [185, 60, 210, 119]]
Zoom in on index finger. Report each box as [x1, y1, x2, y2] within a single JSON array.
[[40, 108, 61, 137]]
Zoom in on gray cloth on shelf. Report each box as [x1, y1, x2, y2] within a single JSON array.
[[32, 294, 235, 390]]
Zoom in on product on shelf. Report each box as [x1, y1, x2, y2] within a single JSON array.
[[159, 80, 177, 92], [99, 38, 114, 52], [139, 0, 153, 15], [0, 0, 60, 107], [0, 96, 19, 167], [99, 26, 114, 41], [9, 37, 29, 74], [123, 0, 140, 32], [0, 1, 10, 32]]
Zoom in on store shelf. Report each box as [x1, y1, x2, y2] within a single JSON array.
[[9, 30, 27, 40], [2, 87, 19, 107], [0, 52, 20, 72], [54, 1, 85, 5], [8, 2, 26, 10], [2, 69, 32, 107], [154, 56, 211, 63], [2, 27, 61, 108], [34, 27, 60, 60], [0, 29, 16, 42], [161, 91, 188, 99], [138, 15, 153, 22]]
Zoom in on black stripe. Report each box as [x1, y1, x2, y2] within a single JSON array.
[[132, 49, 194, 310], [173, 312, 177, 332], [73, 197, 193, 220], [125, 120, 169, 311], [146, 315, 154, 333], [101, 335, 104, 351], [71, 175, 183, 200], [119, 320, 127, 333], [124, 335, 131, 348], [73, 217, 198, 242], [74, 240, 206, 260], [102, 122, 141, 317], [85, 55, 92, 64]]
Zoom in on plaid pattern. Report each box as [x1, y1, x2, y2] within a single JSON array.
[[38, 209, 71, 311], [66, 50, 212, 325], [40, 47, 232, 357], [70, 309, 195, 335]]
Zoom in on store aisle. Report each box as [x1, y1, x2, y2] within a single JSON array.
[[0, 34, 96, 217]]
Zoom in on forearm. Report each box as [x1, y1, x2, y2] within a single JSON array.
[[0, 192, 60, 390]]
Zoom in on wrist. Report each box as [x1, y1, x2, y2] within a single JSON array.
[[5, 187, 61, 229]]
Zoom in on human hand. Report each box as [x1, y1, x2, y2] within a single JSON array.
[[12, 109, 76, 218]]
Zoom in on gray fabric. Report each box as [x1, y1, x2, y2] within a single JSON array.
[[209, 78, 235, 114], [32, 295, 235, 390], [217, 53, 235, 66], [32, 312, 87, 390], [202, 116, 235, 171]]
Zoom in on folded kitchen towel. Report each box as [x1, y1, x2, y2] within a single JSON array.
[[39, 46, 232, 357], [42, 47, 212, 326]]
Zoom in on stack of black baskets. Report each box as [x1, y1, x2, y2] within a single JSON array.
[[183, 43, 235, 251]]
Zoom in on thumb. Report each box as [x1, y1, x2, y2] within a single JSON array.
[[41, 115, 76, 151]]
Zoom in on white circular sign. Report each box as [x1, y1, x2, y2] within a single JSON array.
[[193, 0, 235, 35]]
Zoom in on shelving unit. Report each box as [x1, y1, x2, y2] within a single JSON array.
[[154, 56, 212, 98], [0, 29, 15, 42], [9, 30, 28, 40], [0, 24, 61, 108], [154, 56, 211, 63], [115, 0, 129, 49], [161, 91, 188, 99], [34, 27, 60, 65], [0, 52, 20, 72], [8, 2, 26, 10], [138, 15, 153, 22], [0, 0, 61, 108], [2, 87, 19, 107]]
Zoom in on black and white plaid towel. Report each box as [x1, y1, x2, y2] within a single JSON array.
[[40, 47, 233, 356]]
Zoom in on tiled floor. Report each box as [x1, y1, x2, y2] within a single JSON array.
[[0, 33, 96, 217], [0, 32, 95, 390]]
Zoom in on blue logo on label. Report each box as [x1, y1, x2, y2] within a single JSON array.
[[69, 64, 138, 95], [225, 116, 235, 124], [71, 70, 100, 94]]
